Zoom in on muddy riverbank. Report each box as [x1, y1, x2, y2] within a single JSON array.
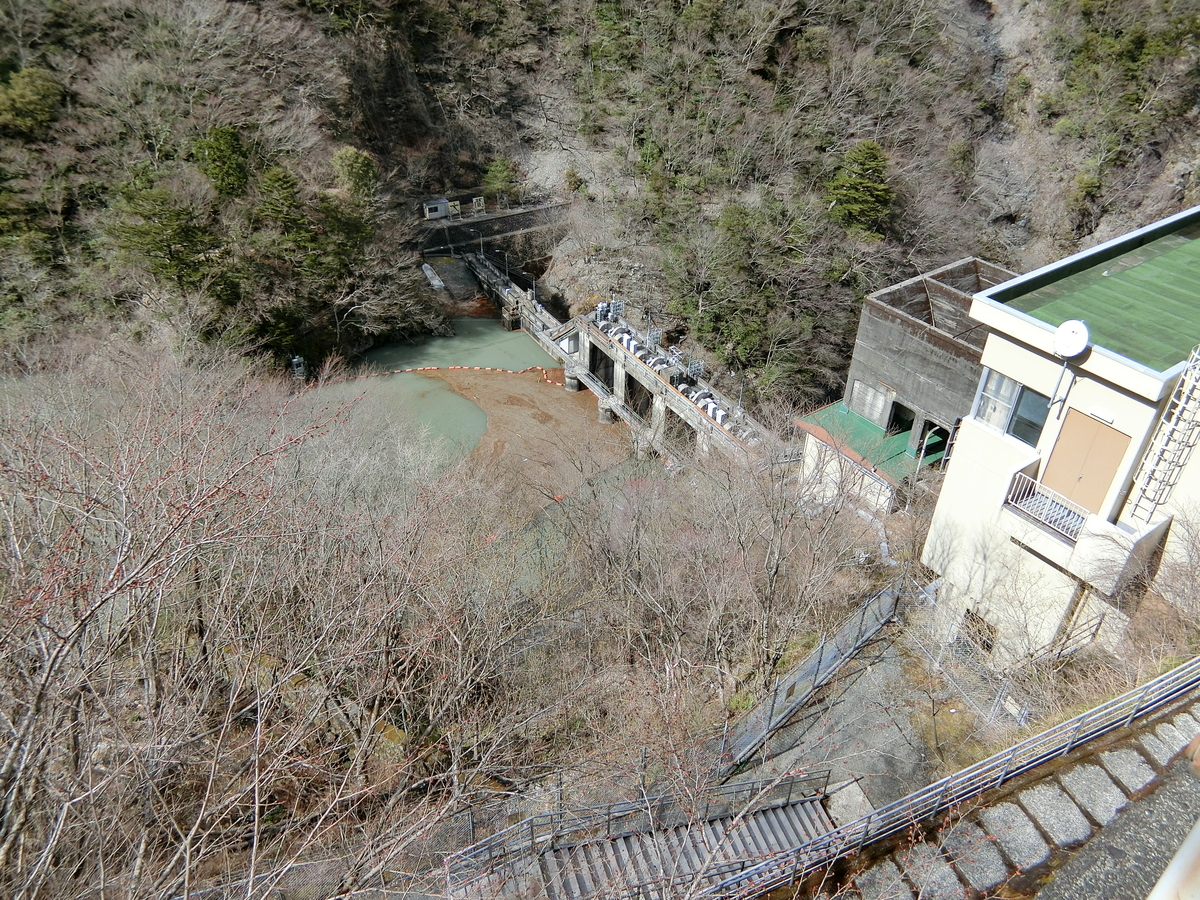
[[425, 366, 629, 513]]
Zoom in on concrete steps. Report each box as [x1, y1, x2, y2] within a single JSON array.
[[847, 706, 1200, 899], [455, 796, 836, 900]]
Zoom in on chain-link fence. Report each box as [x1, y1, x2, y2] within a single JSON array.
[[716, 579, 903, 777], [902, 599, 1035, 729]]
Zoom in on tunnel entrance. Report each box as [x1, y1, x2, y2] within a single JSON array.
[[664, 407, 697, 453], [626, 373, 653, 422]]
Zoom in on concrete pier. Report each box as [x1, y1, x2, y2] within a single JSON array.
[[461, 251, 778, 463]]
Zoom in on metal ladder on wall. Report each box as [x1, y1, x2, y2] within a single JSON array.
[[1127, 344, 1200, 524]]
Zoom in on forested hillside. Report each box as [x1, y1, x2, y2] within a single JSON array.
[[2, 0, 1198, 397], [3, 2, 1200, 895], [0, 0, 454, 371], [0, 339, 879, 896], [530, 0, 1200, 403]]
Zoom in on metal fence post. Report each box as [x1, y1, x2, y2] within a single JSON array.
[[936, 776, 954, 815], [1124, 680, 1156, 727], [1064, 710, 1090, 755], [857, 813, 874, 851], [989, 681, 1008, 723], [995, 745, 1020, 789]]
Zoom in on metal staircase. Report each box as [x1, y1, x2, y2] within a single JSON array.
[[450, 795, 835, 900], [1127, 344, 1200, 524], [539, 797, 834, 900], [446, 773, 835, 900]]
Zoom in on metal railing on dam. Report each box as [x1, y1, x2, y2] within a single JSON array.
[[462, 252, 777, 458]]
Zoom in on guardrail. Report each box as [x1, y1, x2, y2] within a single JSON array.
[[574, 368, 612, 399], [718, 582, 901, 776], [445, 770, 830, 886], [579, 321, 767, 453], [698, 652, 1200, 898], [1005, 471, 1088, 542]]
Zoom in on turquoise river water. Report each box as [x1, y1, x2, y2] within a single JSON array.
[[322, 318, 558, 454]]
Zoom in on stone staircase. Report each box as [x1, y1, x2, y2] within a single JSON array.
[[848, 705, 1200, 899], [540, 797, 834, 900]]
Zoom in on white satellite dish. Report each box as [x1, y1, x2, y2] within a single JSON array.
[[1054, 319, 1089, 358]]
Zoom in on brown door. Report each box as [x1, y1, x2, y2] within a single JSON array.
[[1042, 409, 1131, 513]]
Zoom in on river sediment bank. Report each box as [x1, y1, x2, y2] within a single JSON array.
[[425, 366, 629, 513]]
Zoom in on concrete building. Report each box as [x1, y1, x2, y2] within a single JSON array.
[[794, 258, 1013, 511], [922, 206, 1200, 662], [844, 257, 1015, 452]]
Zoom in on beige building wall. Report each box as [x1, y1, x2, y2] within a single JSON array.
[[977, 337, 1161, 527], [798, 435, 894, 514], [923, 329, 1184, 661], [922, 416, 1074, 662]]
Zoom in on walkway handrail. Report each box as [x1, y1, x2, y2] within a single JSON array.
[[699, 652, 1200, 898], [574, 368, 612, 398], [579, 319, 770, 448], [1006, 471, 1088, 542], [719, 582, 901, 776]]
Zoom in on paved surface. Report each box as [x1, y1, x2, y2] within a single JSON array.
[[420, 203, 569, 254], [1017, 782, 1092, 849], [1038, 755, 1200, 899], [735, 630, 936, 809], [940, 820, 1006, 895]]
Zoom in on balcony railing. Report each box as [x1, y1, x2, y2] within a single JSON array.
[[1005, 471, 1088, 541]]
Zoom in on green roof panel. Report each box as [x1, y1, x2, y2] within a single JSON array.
[[797, 402, 943, 483], [1008, 223, 1200, 372]]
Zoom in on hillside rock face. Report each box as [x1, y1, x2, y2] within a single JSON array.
[[973, 0, 1200, 270], [487, 0, 1200, 402], [6, 0, 1198, 398]]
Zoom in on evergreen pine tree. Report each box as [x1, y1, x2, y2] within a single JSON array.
[[824, 140, 895, 239]]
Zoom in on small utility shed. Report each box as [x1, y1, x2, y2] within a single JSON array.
[[423, 198, 451, 220], [840, 257, 1015, 460], [792, 258, 1014, 513]]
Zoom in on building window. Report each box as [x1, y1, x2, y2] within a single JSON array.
[[961, 609, 997, 655], [976, 369, 1050, 446]]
